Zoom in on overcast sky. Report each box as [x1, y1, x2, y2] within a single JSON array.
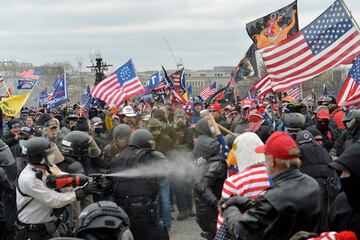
[[0, 0, 359, 71]]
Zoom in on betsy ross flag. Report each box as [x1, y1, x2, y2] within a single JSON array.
[[90, 59, 144, 107], [261, 0, 360, 92], [337, 57, 360, 107], [200, 82, 217, 100], [286, 85, 301, 99]]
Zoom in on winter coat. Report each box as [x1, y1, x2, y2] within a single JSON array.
[[224, 168, 321, 240], [328, 192, 360, 237]]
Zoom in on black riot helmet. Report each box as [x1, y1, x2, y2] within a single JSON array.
[[128, 129, 154, 149], [22, 137, 52, 165], [61, 131, 93, 157], [76, 201, 134, 240]]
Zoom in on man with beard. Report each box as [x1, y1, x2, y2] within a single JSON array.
[[120, 106, 138, 131], [314, 109, 334, 152], [328, 141, 360, 236]]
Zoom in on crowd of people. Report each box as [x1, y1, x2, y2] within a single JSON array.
[[0, 93, 359, 240]]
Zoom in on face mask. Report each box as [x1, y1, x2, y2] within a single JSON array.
[[19, 140, 26, 148], [94, 127, 103, 134], [316, 121, 329, 132]]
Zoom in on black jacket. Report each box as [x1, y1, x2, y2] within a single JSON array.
[[3, 132, 18, 148], [224, 168, 321, 240], [328, 192, 360, 237], [299, 141, 339, 231]]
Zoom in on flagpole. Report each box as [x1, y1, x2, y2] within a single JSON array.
[[2, 81, 11, 97], [341, 0, 360, 32], [300, 84, 303, 99]]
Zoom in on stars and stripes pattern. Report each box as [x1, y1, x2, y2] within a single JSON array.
[[90, 59, 144, 107], [171, 70, 181, 88], [286, 85, 301, 99], [337, 57, 360, 107], [260, 0, 360, 92], [200, 82, 217, 100], [251, 74, 272, 99], [19, 69, 41, 81], [215, 164, 270, 240]]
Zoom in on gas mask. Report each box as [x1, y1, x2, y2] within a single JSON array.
[[285, 127, 300, 140]]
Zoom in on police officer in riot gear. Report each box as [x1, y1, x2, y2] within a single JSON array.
[[0, 139, 17, 240], [104, 129, 166, 240], [331, 109, 360, 157], [59, 131, 105, 174], [16, 137, 97, 240], [75, 201, 134, 240]]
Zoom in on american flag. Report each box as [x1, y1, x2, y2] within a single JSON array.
[[337, 57, 360, 107], [154, 82, 165, 91], [0, 75, 4, 84], [171, 70, 181, 88], [251, 74, 272, 99], [260, 0, 360, 92], [19, 69, 41, 81], [286, 85, 301, 99], [90, 59, 144, 107], [200, 82, 217, 100]]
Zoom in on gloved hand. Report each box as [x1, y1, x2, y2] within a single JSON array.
[[97, 175, 112, 191], [75, 181, 98, 200], [218, 196, 253, 212]]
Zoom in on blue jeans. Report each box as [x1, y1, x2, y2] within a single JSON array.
[[157, 178, 172, 229], [173, 176, 193, 212]]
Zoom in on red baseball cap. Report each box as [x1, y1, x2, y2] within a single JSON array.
[[209, 103, 222, 113], [255, 131, 300, 160], [317, 109, 330, 120]]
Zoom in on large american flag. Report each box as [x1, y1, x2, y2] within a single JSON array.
[[260, 0, 360, 92], [286, 85, 301, 99], [90, 59, 144, 107], [337, 57, 360, 107], [200, 82, 217, 100]]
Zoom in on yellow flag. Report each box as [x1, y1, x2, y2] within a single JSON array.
[[183, 91, 188, 102], [0, 93, 30, 117]]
